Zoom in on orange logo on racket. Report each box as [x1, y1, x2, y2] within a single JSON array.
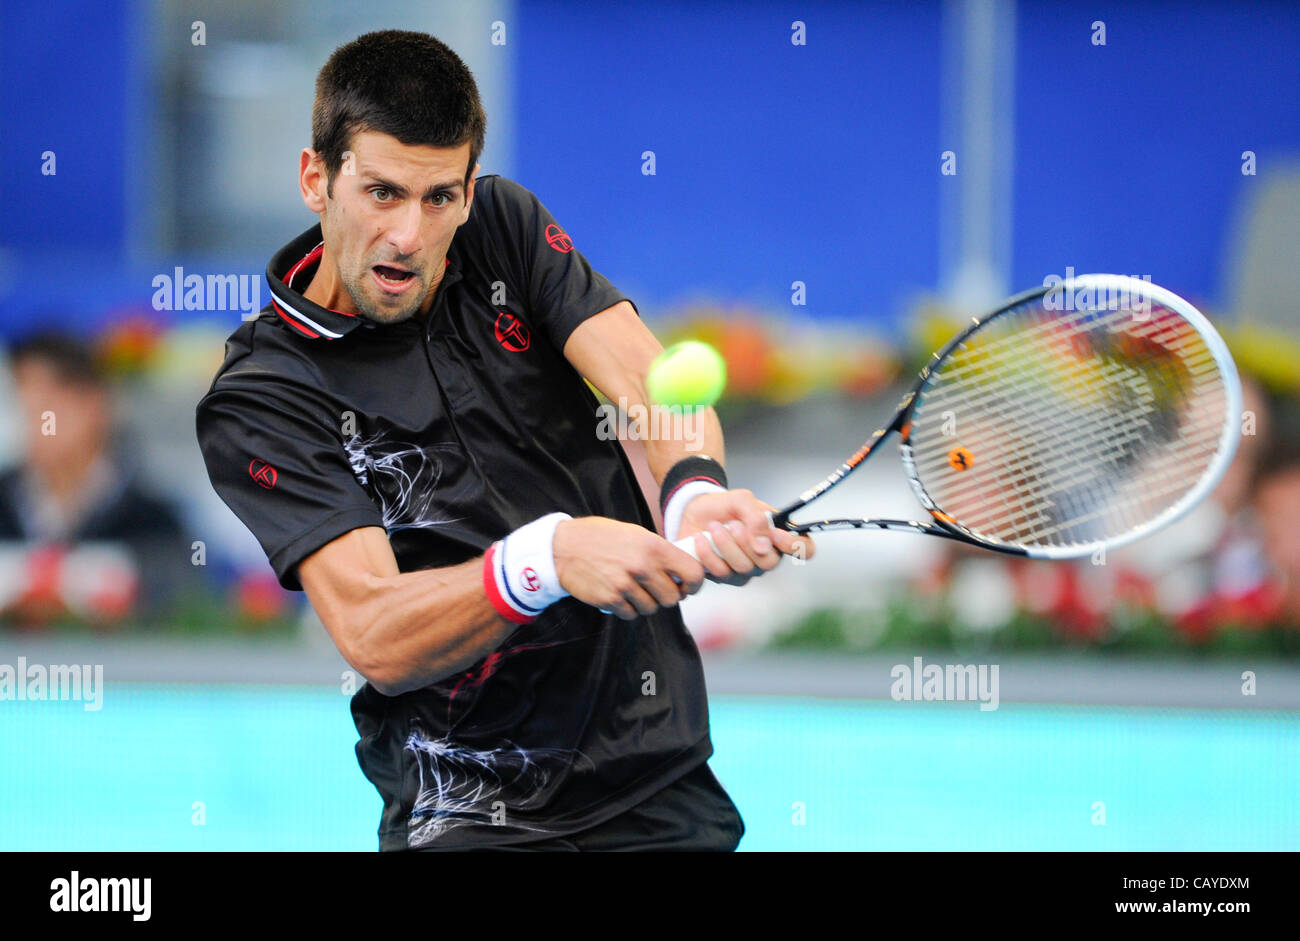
[[948, 447, 973, 471]]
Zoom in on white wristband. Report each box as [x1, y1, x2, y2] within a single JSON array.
[[491, 512, 571, 620], [662, 480, 727, 543]]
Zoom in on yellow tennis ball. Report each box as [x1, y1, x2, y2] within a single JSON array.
[[647, 340, 727, 408]]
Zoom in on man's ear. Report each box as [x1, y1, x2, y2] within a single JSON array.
[[300, 149, 328, 213], [460, 164, 480, 223]]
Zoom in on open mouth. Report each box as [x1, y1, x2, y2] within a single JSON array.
[[373, 265, 414, 284]]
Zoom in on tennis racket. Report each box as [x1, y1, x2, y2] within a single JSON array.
[[673, 274, 1242, 560]]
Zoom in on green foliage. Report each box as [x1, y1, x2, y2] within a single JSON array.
[[768, 601, 1299, 658]]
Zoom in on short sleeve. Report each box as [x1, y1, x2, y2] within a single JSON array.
[[481, 176, 634, 350], [195, 380, 384, 591]]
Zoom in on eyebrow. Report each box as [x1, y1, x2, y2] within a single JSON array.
[[362, 174, 464, 201]]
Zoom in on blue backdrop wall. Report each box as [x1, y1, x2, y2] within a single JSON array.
[[1, 1, 1297, 336], [513, 0, 1300, 323], [511, 0, 944, 324]]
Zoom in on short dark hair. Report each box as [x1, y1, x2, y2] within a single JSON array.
[[312, 30, 487, 197], [8, 330, 105, 389]]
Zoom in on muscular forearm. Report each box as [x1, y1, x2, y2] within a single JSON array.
[[560, 302, 726, 485], [334, 560, 517, 696], [643, 407, 726, 483]]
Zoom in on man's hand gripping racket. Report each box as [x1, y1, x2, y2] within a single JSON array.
[[674, 490, 804, 586]]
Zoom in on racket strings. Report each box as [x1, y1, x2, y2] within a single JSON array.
[[976, 323, 1148, 540], [907, 296, 1230, 550], [918, 347, 1216, 529], [936, 318, 1221, 545], [931, 345, 1217, 546], [918, 327, 1165, 501]]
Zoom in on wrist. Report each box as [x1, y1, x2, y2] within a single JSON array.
[[660, 456, 728, 543], [663, 481, 727, 543], [482, 512, 572, 624]]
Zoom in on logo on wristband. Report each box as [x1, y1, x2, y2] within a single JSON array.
[[521, 567, 541, 592]]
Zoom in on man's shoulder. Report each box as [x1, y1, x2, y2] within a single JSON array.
[[456, 175, 549, 274], [467, 174, 542, 229], [200, 312, 328, 404], [471, 172, 523, 202]]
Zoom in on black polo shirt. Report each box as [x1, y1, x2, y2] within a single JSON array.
[[195, 175, 714, 850]]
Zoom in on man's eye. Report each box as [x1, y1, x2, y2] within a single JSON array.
[[430, 194, 451, 207], [371, 188, 392, 202]]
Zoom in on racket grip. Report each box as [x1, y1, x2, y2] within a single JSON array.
[[672, 534, 703, 560]]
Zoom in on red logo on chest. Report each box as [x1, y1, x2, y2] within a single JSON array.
[[545, 224, 573, 253], [249, 459, 278, 489], [494, 312, 531, 352]]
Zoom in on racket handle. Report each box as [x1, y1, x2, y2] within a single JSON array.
[[671, 534, 705, 560]]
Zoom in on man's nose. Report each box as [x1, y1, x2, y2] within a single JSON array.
[[385, 202, 424, 259]]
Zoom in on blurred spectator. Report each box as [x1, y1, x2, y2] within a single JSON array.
[[1251, 411, 1300, 626], [1170, 384, 1300, 636], [0, 331, 199, 628], [1179, 393, 1300, 632]]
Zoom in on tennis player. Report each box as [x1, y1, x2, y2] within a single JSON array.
[[196, 30, 810, 851]]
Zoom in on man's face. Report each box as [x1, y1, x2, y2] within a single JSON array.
[[1257, 470, 1300, 578], [12, 360, 108, 473], [311, 131, 476, 324]]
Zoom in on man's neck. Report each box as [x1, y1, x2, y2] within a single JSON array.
[[301, 248, 444, 322]]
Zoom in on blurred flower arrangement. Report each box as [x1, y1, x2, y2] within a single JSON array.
[[94, 310, 167, 378], [769, 555, 1300, 656], [0, 541, 297, 636], [0, 542, 139, 631], [651, 304, 901, 407]]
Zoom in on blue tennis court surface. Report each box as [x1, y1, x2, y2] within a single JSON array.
[[2, 685, 1295, 851]]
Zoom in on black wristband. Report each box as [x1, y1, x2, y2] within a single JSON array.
[[659, 455, 728, 516]]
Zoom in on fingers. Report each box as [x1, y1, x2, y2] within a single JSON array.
[[603, 533, 707, 619], [689, 489, 784, 576], [698, 520, 759, 581], [687, 515, 813, 586], [692, 530, 733, 580], [699, 488, 816, 571], [707, 518, 781, 575], [606, 597, 639, 621], [618, 579, 661, 619], [708, 520, 755, 573], [771, 528, 816, 562], [663, 543, 708, 597], [633, 566, 688, 609], [559, 518, 707, 619], [732, 491, 777, 559]]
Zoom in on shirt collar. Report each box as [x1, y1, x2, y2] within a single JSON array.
[[265, 224, 457, 340]]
